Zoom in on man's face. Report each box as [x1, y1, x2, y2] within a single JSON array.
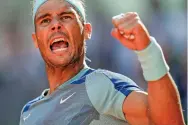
[[32, 0, 91, 67]]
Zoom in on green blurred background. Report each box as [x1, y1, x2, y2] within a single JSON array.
[[0, 0, 187, 124]]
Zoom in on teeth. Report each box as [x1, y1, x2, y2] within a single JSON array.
[[53, 48, 67, 52], [52, 38, 66, 45]]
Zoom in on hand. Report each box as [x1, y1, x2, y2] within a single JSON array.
[[111, 12, 150, 51]]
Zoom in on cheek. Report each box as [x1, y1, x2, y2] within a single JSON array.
[[36, 29, 49, 48], [68, 19, 84, 37], [71, 29, 84, 52], [70, 24, 84, 43]]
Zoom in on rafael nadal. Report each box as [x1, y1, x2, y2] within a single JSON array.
[[19, 0, 185, 125]]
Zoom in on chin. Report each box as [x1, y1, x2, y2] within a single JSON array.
[[46, 55, 75, 68]]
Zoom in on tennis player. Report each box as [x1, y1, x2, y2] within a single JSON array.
[[19, 0, 185, 125]]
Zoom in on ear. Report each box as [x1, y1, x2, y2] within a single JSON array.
[[32, 32, 39, 48], [84, 23, 92, 40]]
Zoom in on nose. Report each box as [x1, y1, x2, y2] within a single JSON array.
[[51, 20, 62, 31]]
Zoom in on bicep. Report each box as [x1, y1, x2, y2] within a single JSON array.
[[123, 91, 152, 125]]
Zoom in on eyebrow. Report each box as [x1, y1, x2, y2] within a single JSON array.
[[58, 11, 75, 16], [35, 10, 75, 22], [36, 13, 51, 22]]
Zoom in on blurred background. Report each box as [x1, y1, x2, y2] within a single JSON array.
[[0, 0, 187, 124]]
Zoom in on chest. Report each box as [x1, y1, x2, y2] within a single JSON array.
[[20, 83, 129, 125], [20, 84, 99, 125]]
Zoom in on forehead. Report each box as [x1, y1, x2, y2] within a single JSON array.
[[35, 0, 76, 18]]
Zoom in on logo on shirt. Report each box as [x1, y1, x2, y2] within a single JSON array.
[[60, 92, 76, 104], [23, 113, 30, 121]]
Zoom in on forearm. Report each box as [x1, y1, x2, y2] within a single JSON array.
[[148, 73, 185, 125], [134, 37, 185, 124], [111, 12, 185, 124]]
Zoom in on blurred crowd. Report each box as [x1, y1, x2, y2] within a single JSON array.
[[0, 0, 187, 124]]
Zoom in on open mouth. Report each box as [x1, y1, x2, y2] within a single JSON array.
[[50, 38, 69, 53]]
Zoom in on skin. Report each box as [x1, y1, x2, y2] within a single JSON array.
[[32, 0, 92, 93], [32, 0, 185, 125], [112, 12, 185, 125]]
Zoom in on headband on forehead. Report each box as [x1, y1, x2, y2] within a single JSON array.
[[33, 0, 86, 24]]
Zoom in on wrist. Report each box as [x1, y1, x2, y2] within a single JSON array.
[[136, 34, 150, 51], [135, 37, 169, 81]]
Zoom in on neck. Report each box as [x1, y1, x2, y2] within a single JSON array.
[[46, 57, 85, 94]]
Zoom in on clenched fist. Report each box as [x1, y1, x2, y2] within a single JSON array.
[[111, 12, 150, 51]]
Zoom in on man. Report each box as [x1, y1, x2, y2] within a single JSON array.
[[19, 0, 185, 125]]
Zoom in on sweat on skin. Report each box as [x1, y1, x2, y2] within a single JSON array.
[[19, 0, 186, 125]]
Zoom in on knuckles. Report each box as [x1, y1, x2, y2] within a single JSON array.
[[112, 12, 143, 31], [132, 12, 138, 17], [123, 12, 138, 19], [113, 12, 140, 24], [123, 12, 139, 21]]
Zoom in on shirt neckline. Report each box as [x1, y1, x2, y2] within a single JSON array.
[[41, 65, 91, 98]]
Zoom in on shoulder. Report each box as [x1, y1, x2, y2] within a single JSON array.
[[86, 69, 141, 93], [21, 96, 41, 115], [88, 69, 134, 82], [85, 69, 142, 121], [20, 89, 48, 115]]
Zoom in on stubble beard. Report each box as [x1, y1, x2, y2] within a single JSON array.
[[45, 43, 85, 70]]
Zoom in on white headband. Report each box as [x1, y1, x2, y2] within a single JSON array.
[[33, 0, 86, 24]]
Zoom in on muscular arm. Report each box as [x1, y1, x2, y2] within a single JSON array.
[[123, 73, 185, 125], [148, 73, 185, 124], [111, 12, 185, 125]]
